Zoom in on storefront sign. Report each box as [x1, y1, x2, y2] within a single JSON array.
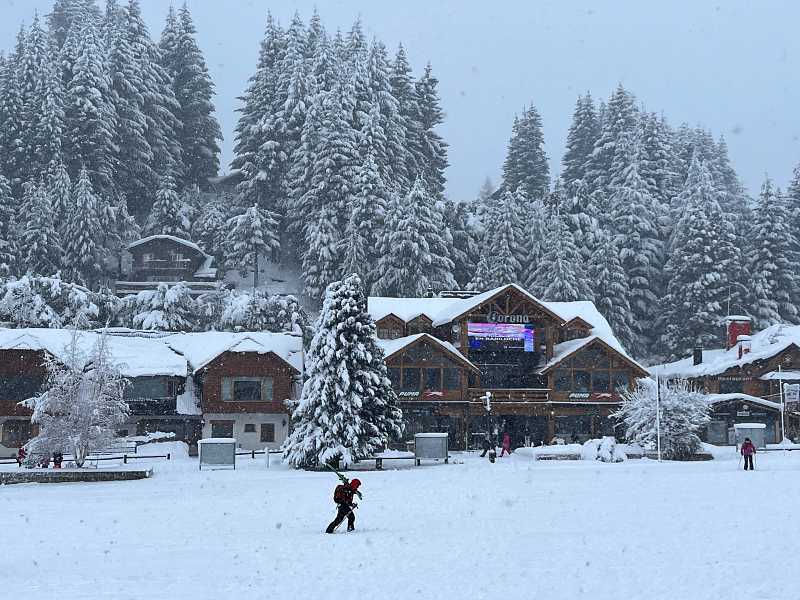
[[568, 393, 591, 400], [399, 391, 420, 398], [736, 410, 750, 417], [487, 311, 531, 324]]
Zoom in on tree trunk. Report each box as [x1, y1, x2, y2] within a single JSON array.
[[74, 442, 89, 468], [253, 252, 259, 291]]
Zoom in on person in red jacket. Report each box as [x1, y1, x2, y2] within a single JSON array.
[[326, 479, 361, 533], [741, 437, 756, 470], [16, 446, 26, 467], [499, 432, 512, 457]]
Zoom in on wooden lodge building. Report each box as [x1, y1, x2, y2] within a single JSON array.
[[651, 317, 800, 445], [370, 284, 649, 449], [0, 329, 302, 458]]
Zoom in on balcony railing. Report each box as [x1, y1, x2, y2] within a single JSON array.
[[469, 388, 549, 403]]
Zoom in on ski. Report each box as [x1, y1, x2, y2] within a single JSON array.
[[323, 463, 363, 500]]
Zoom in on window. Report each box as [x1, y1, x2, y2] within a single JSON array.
[[388, 367, 401, 389], [592, 371, 611, 393], [613, 372, 630, 393], [211, 420, 234, 437], [125, 378, 169, 399], [573, 371, 591, 392], [222, 377, 273, 402], [1, 420, 32, 448], [554, 370, 571, 391], [142, 252, 154, 262], [443, 368, 461, 390], [0, 376, 44, 400], [425, 368, 442, 391], [261, 423, 275, 443], [402, 368, 420, 391], [244, 424, 256, 433]]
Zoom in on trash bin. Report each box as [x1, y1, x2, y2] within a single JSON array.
[[414, 433, 448, 466], [198, 437, 237, 470]]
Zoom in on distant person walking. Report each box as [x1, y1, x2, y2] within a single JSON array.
[[16, 446, 26, 467], [741, 437, 756, 470], [500, 432, 512, 457]]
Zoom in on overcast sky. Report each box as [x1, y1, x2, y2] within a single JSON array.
[[2, 0, 799, 201]]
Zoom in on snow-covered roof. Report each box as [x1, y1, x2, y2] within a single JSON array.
[[193, 254, 217, 279], [127, 235, 205, 255], [164, 331, 303, 374], [650, 324, 800, 380], [376, 333, 479, 372], [367, 297, 459, 323], [703, 392, 783, 411], [759, 370, 800, 381], [431, 284, 562, 327], [0, 328, 187, 377], [541, 334, 648, 375]]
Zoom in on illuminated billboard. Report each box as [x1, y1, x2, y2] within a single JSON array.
[[467, 322, 535, 352]]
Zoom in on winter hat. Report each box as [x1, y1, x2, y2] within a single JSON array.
[[350, 478, 361, 489]]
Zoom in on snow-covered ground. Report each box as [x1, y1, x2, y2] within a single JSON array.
[[4, 445, 799, 599]]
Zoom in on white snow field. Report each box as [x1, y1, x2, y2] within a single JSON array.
[[3, 447, 799, 600]]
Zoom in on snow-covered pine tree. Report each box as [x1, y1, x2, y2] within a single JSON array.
[[22, 329, 129, 467], [467, 252, 493, 292], [20, 181, 62, 276], [46, 159, 72, 232], [442, 199, 479, 289], [61, 166, 105, 287], [560, 179, 601, 261], [660, 155, 742, 357], [609, 134, 663, 356], [584, 83, 638, 195], [63, 16, 117, 193], [745, 176, 798, 327], [0, 28, 29, 192], [144, 174, 190, 239], [522, 197, 550, 289], [192, 196, 228, 261], [413, 63, 448, 198], [283, 274, 403, 468], [125, 281, 197, 331], [613, 378, 709, 460], [561, 92, 600, 190], [480, 188, 522, 282], [0, 175, 17, 276], [158, 3, 222, 189], [502, 104, 550, 201], [390, 43, 422, 185], [588, 233, 636, 351], [224, 204, 280, 290], [48, 0, 101, 48], [302, 202, 340, 301], [531, 211, 593, 302]]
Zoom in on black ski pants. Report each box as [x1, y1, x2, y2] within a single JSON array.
[[743, 455, 754, 470], [326, 503, 355, 533]]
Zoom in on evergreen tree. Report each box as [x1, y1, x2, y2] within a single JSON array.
[[20, 181, 62, 275], [588, 233, 635, 351], [468, 252, 493, 292], [0, 175, 17, 276], [192, 196, 228, 261], [46, 159, 72, 232], [0, 29, 28, 190], [561, 93, 600, 190], [442, 199, 478, 288], [125, 282, 197, 331], [660, 156, 741, 357], [390, 43, 422, 185], [413, 63, 448, 198], [585, 84, 638, 195], [560, 180, 601, 261], [224, 204, 280, 290], [283, 274, 403, 468], [48, 0, 101, 48], [159, 3, 222, 188], [62, 166, 104, 286], [144, 174, 189, 238], [522, 197, 550, 289], [745, 177, 798, 327], [502, 104, 549, 200], [531, 211, 593, 302], [302, 202, 340, 301]]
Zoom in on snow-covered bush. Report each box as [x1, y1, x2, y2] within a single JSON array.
[[218, 289, 310, 341], [123, 282, 198, 331], [283, 274, 403, 468], [22, 330, 129, 467], [580, 437, 626, 462], [0, 274, 99, 328], [613, 378, 710, 460]]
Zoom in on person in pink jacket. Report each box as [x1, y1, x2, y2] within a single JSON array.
[[740, 437, 756, 471], [499, 432, 512, 457]]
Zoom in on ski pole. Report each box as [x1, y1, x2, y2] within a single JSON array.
[[332, 505, 358, 532]]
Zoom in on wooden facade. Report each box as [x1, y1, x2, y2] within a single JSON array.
[[375, 285, 648, 449]]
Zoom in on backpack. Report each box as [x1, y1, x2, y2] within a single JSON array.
[[333, 484, 350, 503]]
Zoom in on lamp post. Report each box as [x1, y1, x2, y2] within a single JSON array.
[[656, 375, 662, 462]]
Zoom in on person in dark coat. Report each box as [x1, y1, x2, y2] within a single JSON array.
[[16, 446, 26, 467], [326, 479, 361, 533], [499, 432, 512, 457], [480, 435, 491, 457], [741, 437, 756, 470]]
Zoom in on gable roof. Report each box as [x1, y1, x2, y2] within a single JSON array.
[[650, 323, 800, 380], [431, 284, 564, 326], [540, 335, 648, 376], [127, 235, 205, 255], [703, 392, 783, 411], [377, 333, 479, 372]]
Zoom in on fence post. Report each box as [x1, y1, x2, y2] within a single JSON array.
[[252, 450, 255, 459], [123, 454, 127, 465], [167, 453, 171, 461]]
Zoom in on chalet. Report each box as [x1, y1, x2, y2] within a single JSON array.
[[115, 235, 220, 297], [0, 328, 302, 457], [650, 316, 800, 445], [369, 284, 649, 449]]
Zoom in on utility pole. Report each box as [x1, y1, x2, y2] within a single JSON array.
[[656, 375, 662, 462]]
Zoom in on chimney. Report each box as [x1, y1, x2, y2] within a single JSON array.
[[725, 315, 752, 350], [737, 335, 752, 359], [693, 347, 703, 366]]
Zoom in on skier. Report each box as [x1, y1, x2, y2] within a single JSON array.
[[480, 435, 491, 457], [740, 437, 756, 471], [326, 478, 362, 533], [499, 432, 512, 457]]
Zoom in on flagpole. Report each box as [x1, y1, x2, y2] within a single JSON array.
[[656, 375, 662, 462]]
